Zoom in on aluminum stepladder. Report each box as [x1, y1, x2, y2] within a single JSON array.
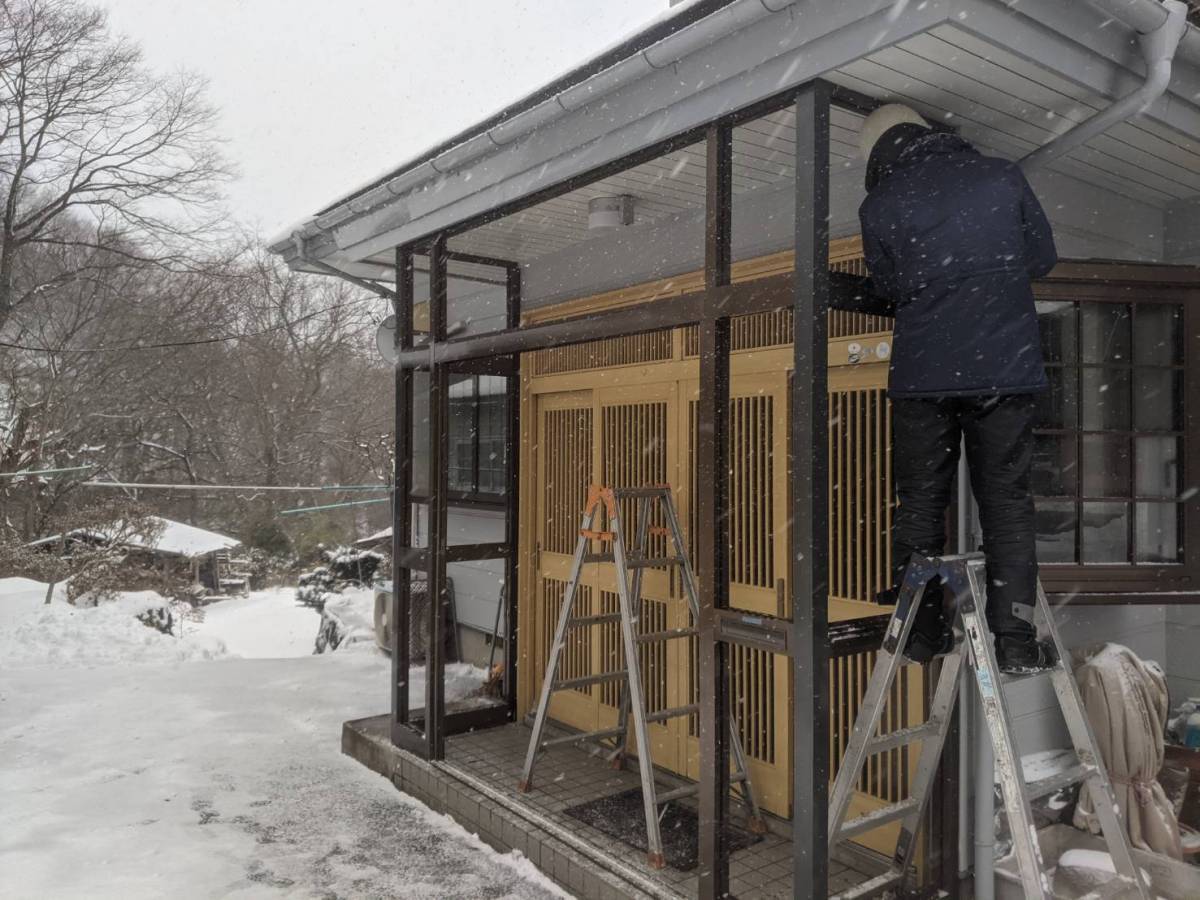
[[827, 553, 1151, 900], [518, 484, 766, 868]]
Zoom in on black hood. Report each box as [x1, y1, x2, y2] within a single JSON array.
[[865, 126, 979, 192]]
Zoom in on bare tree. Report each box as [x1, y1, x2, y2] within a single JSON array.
[[0, 0, 230, 333]]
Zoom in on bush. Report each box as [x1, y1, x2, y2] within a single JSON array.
[[294, 545, 382, 610]]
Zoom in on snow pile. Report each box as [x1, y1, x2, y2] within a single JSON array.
[[0, 577, 68, 625], [1053, 849, 1151, 895], [315, 585, 377, 652], [0, 581, 226, 669]]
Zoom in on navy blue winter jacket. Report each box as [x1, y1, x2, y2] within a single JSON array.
[[858, 127, 1058, 398]]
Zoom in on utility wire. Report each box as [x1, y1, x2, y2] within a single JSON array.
[[0, 465, 95, 479], [74, 480, 390, 493], [278, 497, 390, 516]]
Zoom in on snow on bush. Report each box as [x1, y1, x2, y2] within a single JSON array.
[[0, 581, 226, 669], [314, 586, 377, 653], [297, 545, 383, 610]]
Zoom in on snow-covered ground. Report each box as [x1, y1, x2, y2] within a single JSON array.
[[192, 586, 320, 658], [0, 580, 563, 899]]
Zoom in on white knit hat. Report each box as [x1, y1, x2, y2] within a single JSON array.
[[859, 103, 928, 161]]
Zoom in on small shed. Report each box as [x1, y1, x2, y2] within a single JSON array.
[[30, 516, 247, 595]]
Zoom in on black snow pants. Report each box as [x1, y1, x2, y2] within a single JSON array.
[[891, 394, 1038, 642]]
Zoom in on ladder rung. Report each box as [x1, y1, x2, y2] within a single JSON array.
[[626, 556, 682, 569], [646, 703, 699, 723], [580, 529, 614, 541], [830, 870, 903, 900], [866, 721, 940, 755], [636, 627, 698, 643], [612, 487, 671, 498], [837, 798, 920, 841], [1027, 763, 1093, 801], [553, 670, 627, 691], [583, 552, 614, 563], [567, 613, 622, 628], [541, 726, 625, 750], [999, 665, 1061, 685], [655, 771, 747, 805]]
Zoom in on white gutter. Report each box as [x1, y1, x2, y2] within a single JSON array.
[[1021, 0, 1190, 171], [1088, 0, 1200, 60]]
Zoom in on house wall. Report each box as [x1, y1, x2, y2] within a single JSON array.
[[1165, 199, 1200, 266]]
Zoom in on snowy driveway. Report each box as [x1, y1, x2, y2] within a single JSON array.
[[0, 587, 565, 899]]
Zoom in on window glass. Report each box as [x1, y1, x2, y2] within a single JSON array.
[[1080, 435, 1129, 498], [1081, 368, 1130, 430], [1081, 501, 1128, 563], [1135, 503, 1180, 563], [1134, 436, 1179, 499], [1133, 303, 1182, 366], [1035, 367, 1078, 430], [1133, 369, 1181, 431], [1037, 301, 1076, 364], [1035, 501, 1076, 563], [1032, 434, 1077, 496], [1080, 303, 1130, 363]]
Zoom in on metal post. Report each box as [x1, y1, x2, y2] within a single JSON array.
[[503, 262, 521, 716], [791, 79, 831, 898], [697, 121, 733, 900], [427, 235, 449, 760], [392, 246, 415, 743]]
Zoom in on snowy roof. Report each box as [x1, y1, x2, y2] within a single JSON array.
[[30, 516, 240, 559], [354, 526, 392, 547]]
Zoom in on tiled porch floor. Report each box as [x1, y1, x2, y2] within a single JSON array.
[[344, 714, 882, 898]]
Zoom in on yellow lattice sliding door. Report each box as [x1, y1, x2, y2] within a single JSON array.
[[520, 241, 925, 836]]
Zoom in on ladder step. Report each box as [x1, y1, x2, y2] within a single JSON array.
[[541, 726, 625, 750], [999, 665, 1062, 686], [646, 703, 699, 723], [567, 613, 622, 628], [829, 870, 903, 900], [626, 556, 682, 569], [612, 486, 671, 498], [837, 798, 920, 841], [866, 721, 940, 755], [553, 670, 628, 691], [636, 627, 698, 644], [655, 771, 747, 805], [1027, 763, 1094, 801], [583, 552, 615, 563]]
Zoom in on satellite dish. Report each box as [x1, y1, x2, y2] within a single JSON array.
[[376, 314, 398, 364]]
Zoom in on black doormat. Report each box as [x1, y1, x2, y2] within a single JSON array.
[[563, 787, 763, 871]]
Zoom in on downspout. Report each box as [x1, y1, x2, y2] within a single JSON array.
[[1020, 0, 1189, 172]]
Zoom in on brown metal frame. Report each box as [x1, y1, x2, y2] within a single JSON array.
[[387, 78, 887, 899]]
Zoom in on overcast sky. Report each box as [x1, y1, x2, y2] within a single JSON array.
[[98, 1, 668, 239]]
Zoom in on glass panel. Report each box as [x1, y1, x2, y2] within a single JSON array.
[[1032, 434, 1077, 496], [446, 258, 509, 338], [1081, 501, 1129, 563], [1080, 303, 1130, 363], [1036, 500, 1077, 563], [1036, 367, 1078, 429], [1037, 300, 1076, 364], [733, 104, 797, 268], [1081, 368, 1130, 431], [447, 141, 705, 313], [447, 376, 476, 493], [1081, 435, 1130, 498], [1135, 503, 1180, 563], [477, 376, 508, 495], [1133, 303, 1182, 366], [1133, 369, 1181, 431], [1135, 436, 1179, 499]]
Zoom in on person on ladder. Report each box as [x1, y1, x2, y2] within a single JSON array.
[[856, 104, 1059, 673]]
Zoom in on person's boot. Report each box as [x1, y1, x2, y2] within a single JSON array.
[[994, 634, 1058, 675], [877, 581, 954, 664]]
